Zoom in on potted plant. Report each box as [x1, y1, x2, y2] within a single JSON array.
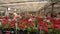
[[17, 20, 28, 34]]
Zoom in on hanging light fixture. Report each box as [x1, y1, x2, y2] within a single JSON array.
[[8, 7, 11, 10]]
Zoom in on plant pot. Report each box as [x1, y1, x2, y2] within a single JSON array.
[[18, 30, 28, 34], [23, 30, 28, 34], [30, 31, 37, 34], [2, 28, 15, 34], [10, 30, 15, 34], [2, 28, 10, 34], [18, 30, 23, 34], [10, 28, 15, 34]]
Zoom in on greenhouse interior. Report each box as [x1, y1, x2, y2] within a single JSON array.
[[0, 0, 60, 34]]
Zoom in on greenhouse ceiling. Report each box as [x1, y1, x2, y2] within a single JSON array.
[[0, 0, 51, 11]]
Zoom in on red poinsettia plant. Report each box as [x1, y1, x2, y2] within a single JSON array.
[[0, 16, 60, 34]]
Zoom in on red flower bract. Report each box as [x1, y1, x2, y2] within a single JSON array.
[[57, 20, 60, 24], [43, 22, 48, 27], [54, 20, 59, 24], [38, 27, 40, 31], [31, 23, 35, 27], [29, 21, 35, 27], [3, 19, 7, 26], [23, 20, 28, 23], [39, 21, 43, 26], [54, 24, 59, 29], [42, 27, 48, 33], [20, 25, 26, 29], [11, 20, 16, 24], [50, 18, 55, 22], [9, 20, 16, 28], [18, 20, 23, 24], [9, 24, 14, 28], [37, 18, 41, 23], [0, 19, 2, 22]]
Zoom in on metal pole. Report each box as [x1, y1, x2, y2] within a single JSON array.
[[51, 0, 54, 17], [51, 3, 54, 17], [44, 7, 46, 16]]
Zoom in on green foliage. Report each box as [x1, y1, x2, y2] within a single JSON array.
[[0, 25, 2, 28]]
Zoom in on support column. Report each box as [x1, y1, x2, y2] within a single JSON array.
[[51, 4, 54, 17], [51, 0, 55, 17], [44, 8, 46, 15], [5, 8, 9, 16]]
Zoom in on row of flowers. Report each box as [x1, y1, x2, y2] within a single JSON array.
[[0, 16, 60, 34]]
